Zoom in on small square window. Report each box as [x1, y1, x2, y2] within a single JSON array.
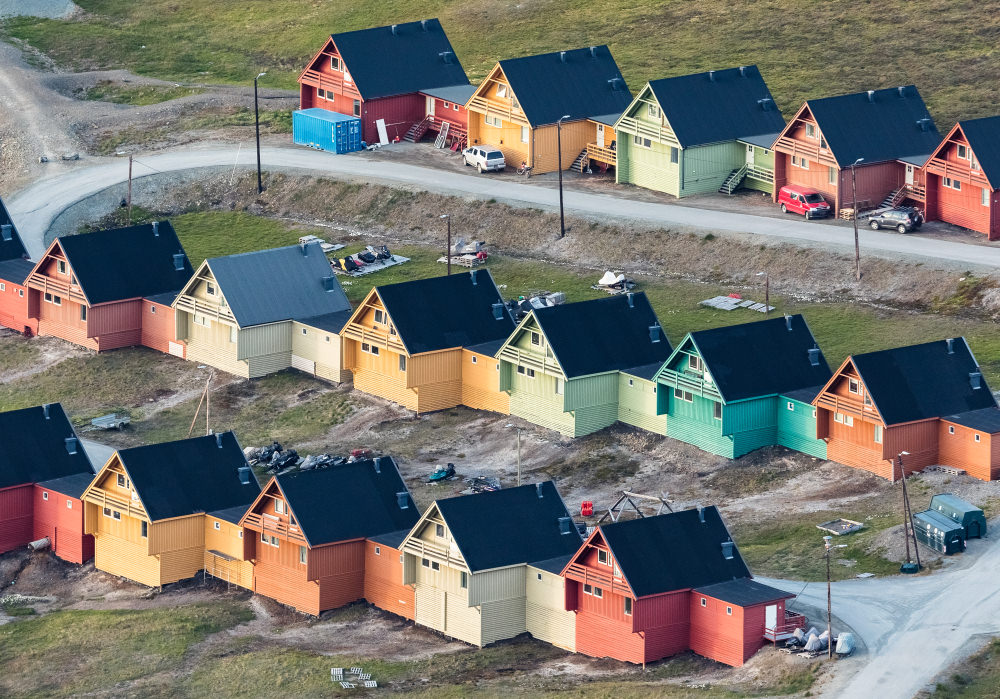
[[517, 365, 525, 375], [275, 499, 286, 515], [399, 354, 406, 372], [431, 561, 440, 571], [726, 606, 733, 616], [113, 511, 121, 521], [583, 584, 592, 595], [422, 558, 430, 568], [374, 546, 380, 555], [848, 378, 860, 394], [270, 535, 279, 547], [628, 379, 634, 387], [670, 147, 678, 164], [299, 546, 307, 565], [624, 597, 632, 616], [975, 434, 981, 443], [206, 283, 216, 296], [301, 328, 307, 335], [526, 368, 535, 378], [117, 474, 126, 488], [787, 402, 795, 411], [238, 531, 243, 539], [598, 549, 608, 565], [714, 403, 722, 420], [150, 305, 156, 314], [647, 103, 660, 119], [330, 56, 341, 71], [374, 309, 384, 324], [58, 260, 67, 274], [42, 491, 48, 501], [537, 573, 542, 581], [700, 597, 707, 607], [67, 499, 72, 509], [530, 331, 540, 346], [141, 521, 148, 537], [471, 355, 478, 364], [958, 144, 968, 159], [353, 100, 361, 117], [949, 425, 955, 435], [593, 587, 603, 598], [460, 571, 468, 588], [0, 283, 4, 292], [435, 523, 445, 538], [214, 521, 221, 530], [53, 295, 61, 306]]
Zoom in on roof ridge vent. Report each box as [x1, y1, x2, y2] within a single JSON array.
[[559, 51, 567, 63], [152, 221, 159, 237], [946, 338, 955, 354], [396, 491, 410, 509], [1, 224, 11, 241], [867, 90, 875, 103], [970, 371, 982, 390]]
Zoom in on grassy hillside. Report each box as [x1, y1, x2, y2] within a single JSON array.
[[3, 0, 1000, 126]]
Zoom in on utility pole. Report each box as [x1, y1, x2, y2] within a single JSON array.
[[851, 158, 863, 281], [254, 72, 267, 195], [824, 535, 833, 658], [440, 214, 451, 275], [897, 451, 921, 573], [126, 155, 133, 226], [557, 114, 570, 238]]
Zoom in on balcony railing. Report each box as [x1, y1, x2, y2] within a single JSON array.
[[402, 538, 465, 569], [764, 611, 808, 642], [615, 116, 679, 147], [174, 295, 237, 324], [586, 143, 616, 166], [497, 347, 563, 378], [25, 274, 88, 305], [814, 392, 871, 417], [924, 160, 992, 189], [564, 563, 632, 597], [300, 68, 361, 100], [657, 370, 721, 400], [746, 166, 775, 183], [83, 488, 147, 521], [242, 512, 307, 545], [773, 137, 839, 168], [342, 325, 407, 355], [465, 96, 529, 127]]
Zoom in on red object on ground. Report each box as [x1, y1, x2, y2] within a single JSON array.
[[727, 293, 742, 299], [581, 501, 594, 517]]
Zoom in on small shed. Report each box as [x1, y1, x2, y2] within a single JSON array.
[[293, 108, 362, 154], [929, 493, 986, 539], [913, 510, 966, 555]]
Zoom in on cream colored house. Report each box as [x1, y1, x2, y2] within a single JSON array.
[[400, 481, 581, 647], [172, 243, 351, 379]]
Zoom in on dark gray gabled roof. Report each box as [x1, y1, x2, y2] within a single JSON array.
[[531, 293, 671, 379], [36, 472, 97, 500], [275, 458, 418, 548], [436, 482, 582, 573], [498, 46, 632, 127], [330, 19, 470, 101], [57, 222, 193, 305], [205, 243, 351, 328], [0, 196, 28, 262], [0, 404, 94, 490], [958, 116, 1000, 189], [420, 83, 477, 104], [375, 270, 514, 355], [694, 578, 792, 607], [781, 385, 825, 405], [0, 258, 34, 286], [599, 507, 750, 599], [209, 503, 255, 525], [681, 315, 831, 403], [851, 339, 997, 426], [804, 86, 941, 167], [117, 432, 260, 522], [942, 407, 1000, 433], [646, 66, 786, 148]]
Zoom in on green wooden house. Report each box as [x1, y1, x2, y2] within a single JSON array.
[[614, 66, 785, 198], [654, 315, 830, 458], [498, 293, 671, 437]]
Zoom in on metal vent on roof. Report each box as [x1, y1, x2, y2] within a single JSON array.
[[536, 482, 545, 498], [867, 90, 876, 103], [758, 98, 774, 111], [946, 338, 955, 354], [421, 19, 429, 31], [65, 437, 78, 455], [439, 50, 454, 64], [649, 323, 661, 344], [970, 372, 983, 390], [238, 466, 252, 485], [785, 314, 793, 332], [721, 541, 734, 560], [173, 253, 186, 271], [470, 269, 478, 285], [917, 118, 932, 132], [215, 433, 223, 448], [559, 51, 567, 63], [589, 46, 598, 58], [708, 70, 716, 82], [739, 65, 748, 77], [373, 457, 382, 474], [1, 224, 11, 241], [322, 275, 336, 291], [608, 77, 624, 91], [558, 516, 573, 535], [697, 506, 705, 523], [626, 292, 634, 308], [391, 24, 398, 35], [152, 221, 159, 237], [43, 404, 50, 420], [492, 302, 505, 321], [396, 492, 410, 509], [808, 347, 821, 367]]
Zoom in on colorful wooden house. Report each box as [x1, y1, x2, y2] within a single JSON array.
[[341, 270, 514, 414], [772, 86, 941, 212], [240, 457, 418, 616], [655, 315, 831, 458], [923, 116, 1000, 240], [0, 404, 95, 563], [498, 293, 671, 437], [0, 197, 36, 335], [562, 507, 795, 667], [172, 243, 352, 379], [24, 221, 193, 352], [615, 66, 785, 197], [465, 46, 632, 174], [813, 338, 998, 480], [298, 19, 472, 146], [82, 432, 260, 588], [401, 481, 581, 647]]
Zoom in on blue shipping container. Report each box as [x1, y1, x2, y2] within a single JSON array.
[[292, 108, 362, 154]]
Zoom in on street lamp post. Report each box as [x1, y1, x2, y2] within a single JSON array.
[[254, 72, 267, 195], [850, 157, 863, 281], [440, 214, 451, 275], [505, 423, 522, 486], [824, 534, 847, 659], [557, 114, 571, 238]]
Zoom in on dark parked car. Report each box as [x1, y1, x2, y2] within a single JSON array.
[[868, 207, 923, 233]]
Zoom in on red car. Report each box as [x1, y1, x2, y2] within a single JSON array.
[[777, 185, 832, 219]]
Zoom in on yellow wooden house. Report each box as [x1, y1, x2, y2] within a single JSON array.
[[465, 46, 632, 174], [400, 481, 581, 647], [173, 243, 352, 379], [82, 432, 260, 588], [341, 270, 514, 414]]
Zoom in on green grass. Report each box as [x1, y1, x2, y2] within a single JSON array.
[[172, 210, 310, 267], [4, 1, 1000, 125], [0, 602, 252, 698], [924, 638, 1000, 698], [0, 333, 40, 374], [80, 79, 202, 105]]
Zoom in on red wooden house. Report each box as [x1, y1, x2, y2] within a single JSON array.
[[240, 457, 418, 616], [298, 19, 472, 146], [772, 86, 941, 213], [562, 507, 796, 667], [923, 116, 1000, 240], [0, 403, 96, 563], [0, 196, 36, 335], [813, 338, 998, 480], [25, 221, 193, 352]]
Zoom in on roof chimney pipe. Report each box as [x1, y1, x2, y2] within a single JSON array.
[[697, 506, 705, 523], [421, 19, 429, 31], [946, 338, 955, 354], [1, 224, 11, 241], [785, 314, 793, 332], [152, 221, 159, 237], [536, 482, 544, 498], [970, 371, 983, 390], [897, 86, 906, 98], [216, 433, 223, 448], [721, 541, 734, 560], [559, 51, 567, 63], [708, 70, 716, 82], [238, 466, 252, 485], [558, 516, 573, 534], [42, 404, 50, 420], [589, 46, 598, 58], [492, 302, 504, 321], [373, 457, 382, 474], [396, 492, 410, 509], [470, 269, 478, 285], [65, 437, 78, 455], [649, 323, 661, 344], [739, 66, 747, 77], [391, 24, 398, 35], [173, 253, 186, 271], [626, 292, 634, 308], [867, 90, 875, 103], [808, 347, 821, 367]]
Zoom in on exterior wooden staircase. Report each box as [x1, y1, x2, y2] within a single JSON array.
[[719, 165, 748, 195], [571, 148, 589, 172], [403, 117, 432, 143], [880, 187, 905, 209]]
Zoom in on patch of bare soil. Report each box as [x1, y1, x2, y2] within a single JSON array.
[[0, 334, 89, 383]]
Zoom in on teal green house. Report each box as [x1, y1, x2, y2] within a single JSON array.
[[614, 66, 785, 198], [498, 293, 671, 438], [654, 314, 831, 458]]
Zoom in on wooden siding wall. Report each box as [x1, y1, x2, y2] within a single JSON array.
[[204, 517, 252, 588], [88, 300, 142, 338], [181, 312, 249, 378], [148, 515, 204, 555], [883, 420, 939, 472], [532, 120, 595, 175], [34, 291, 96, 350], [776, 397, 827, 458], [924, 129, 998, 238], [508, 369, 576, 436], [0, 484, 34, 554], [525, 566, 576, 651], [634, 591, 691, 663], [617, 137, 680, 195], [666, 392, 734, 457], [252, 532, 318, 614], [467, 565, 525, 607], [140, 300, 180, 355], [363, 94, 427, 144], [364, 540, 414, 620], [689, 593, 747, 666], [618, 373, 666, 435], [425, 95, 469, 130], [461, 350, 510, 414], [572, 578, 645, 663], [481, 596, 527, 645], [0, 280, 36, 335], [291, 321, 345, 383], [938, 421, 999, 481], [33, 485, 92, 564], [743, 144, 776, 194], [94, 527, 162, 587], [682, 142, 745, 196], [469, 117, 528, 169]]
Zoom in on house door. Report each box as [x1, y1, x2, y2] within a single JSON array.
[[746, 144, 755, 169], [765, 604, 777, 630], [905, 164, 914, 186], [596, 123, 604, 145], [426, 96, 436, 118]]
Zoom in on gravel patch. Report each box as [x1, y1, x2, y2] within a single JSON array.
[[0, 0, 79, 19]]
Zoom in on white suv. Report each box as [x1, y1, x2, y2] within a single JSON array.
[[462, 146, 505, 173]]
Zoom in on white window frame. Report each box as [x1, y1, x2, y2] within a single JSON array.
[[471, 355, 477, 365], [230, 326, 238, 344], [117, 474, 127, 488], [628, 378, 634, 387], [700, 597, 707, 607], [598, 549, 609, 565], [714, 402, 723, 420], [374, 309, 384, 324], [213, 521, 221, 530], [828, 166, 837, 184], [399, 354, 406, 372], [726, 606, 733, 616], [206, 282, 216, 296], [689, 355, 702, 371], [984, 188, 990, 207], [435, 523, 445, 538], [647, 103, 660, 119], [0, 283, 4, 292], [805, 123, 815, 138], [58, 260, 67, 274], [520, 126, 529, 144], [874, 424, 883, 444], [42, 491, 48, 501], [485, 115, 502, 128], [299, 546, 307, 565], [496, 84, 508, 98], [301, 328, 307, 336], [274, 499, 286, 515], [330, 55, 341, 71], [583, 584, 593, 595], [834, 412, 844, 424], [975, 433, 981, 443], [431, 561, 440, 571], [555, 378, 563, 395], [948, 425, 955, 435], [848, 378, 860, 394], [460, 571, 468, 589], [530, 331, 540, 346], [593, 587, 603, 599], [632, 134, 651, 149], [787, 401, 795, 411], [352, 100, 361, 117], [670, 147, 679, 164], [374, 546, 381, 555], [150, 305, 156, 314], [958, 144, 968, 160]]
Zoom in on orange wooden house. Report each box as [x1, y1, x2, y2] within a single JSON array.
[[298, 19, 472, 146], [772, 86, 941, 213], [923, 116, 1000, 240], [240, 457, 418, 617], [813, 338, 999, 480], [562, 507, 796, 667], [0, 404, 96, 564], [0, 197, 36, 336], [341, 270, 514, 414], [24, 222, 193, 352]]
